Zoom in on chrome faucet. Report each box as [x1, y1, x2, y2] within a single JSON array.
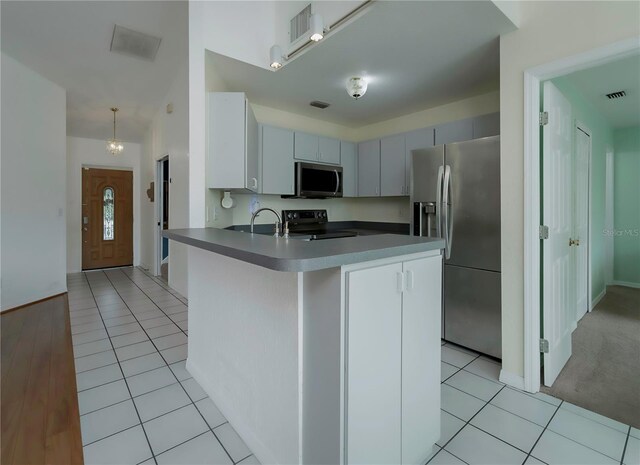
[[250, 208, 282, 236]]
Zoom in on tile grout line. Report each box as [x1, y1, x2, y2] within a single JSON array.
[[619, 426, 631, 465], [521, 400, 563, 464], [82, 271, 159, 465], [102, 269, 237, 464], [428, 383, 507, 464], [74, 331, 186, 364], [113, 269, 188, 338]]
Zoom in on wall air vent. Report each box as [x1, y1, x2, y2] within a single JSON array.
[[605, 90, 626, 100], [290, 4, 312, 44], [310, 101, 330, 109], [110, 25, 162, 62]]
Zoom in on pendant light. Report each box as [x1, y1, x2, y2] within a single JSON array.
[[106, 108, 124, 156]]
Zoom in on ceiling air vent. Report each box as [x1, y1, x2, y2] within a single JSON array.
[[310, 101, 330, 109], [290, 4, 312, 44], [110, 25, 162, 62], [605, 90, 626, 100]]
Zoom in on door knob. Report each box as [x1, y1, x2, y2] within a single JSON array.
[[83, 227, 88, 231]]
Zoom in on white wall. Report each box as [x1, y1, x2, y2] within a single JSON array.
[[499, 1, 640, 379], [140, 60, 190, 297], [1, 53, 67, 311], [66, 137, 142, 273]]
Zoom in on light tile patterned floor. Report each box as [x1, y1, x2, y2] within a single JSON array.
[[68, 267, 640, 465]]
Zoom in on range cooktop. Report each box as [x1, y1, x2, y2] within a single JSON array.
[[282, 209, 358, 240]]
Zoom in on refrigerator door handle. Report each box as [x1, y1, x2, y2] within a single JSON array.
[[436, 166, 444, 239], [443, 165, 453, 260]]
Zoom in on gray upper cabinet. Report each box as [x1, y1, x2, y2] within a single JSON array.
[[262, 125, 294, 195], [319, 136, 341, 164], [434, 118, 473, 145], [380, 134, 406, 197], [341, 141, 357, 197], [294, 132, 319, 162], [472, 112, 500, 139], [208, 92, 259, 192], [404, 127, 435, 194], [358, 139, 381, 197]]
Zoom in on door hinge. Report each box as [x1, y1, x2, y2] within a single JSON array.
[[539, 112, 549, 126], [539, 339, 549, 353], [539, 225, 549, 240]]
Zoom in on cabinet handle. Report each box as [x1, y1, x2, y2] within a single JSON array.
[[251, 177, 258, 189], [405, 270, 414, 291], [397, 271, 405, 293]]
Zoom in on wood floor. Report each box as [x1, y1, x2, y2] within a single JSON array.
[[1, 294, 84, 465]]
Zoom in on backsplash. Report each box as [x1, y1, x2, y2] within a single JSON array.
[[205, 190, 410, 228]]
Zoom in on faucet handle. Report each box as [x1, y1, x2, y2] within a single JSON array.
[[283, 221, 290, 238], [274, 221, 281, 237]]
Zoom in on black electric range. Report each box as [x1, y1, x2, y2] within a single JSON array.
[[282, 209, 358, 240]]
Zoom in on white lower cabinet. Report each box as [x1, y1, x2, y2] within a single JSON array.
[[346, 254, 442, 465]]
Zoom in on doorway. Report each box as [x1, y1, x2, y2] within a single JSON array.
[[524, 39, 640, 427], [156, 157, 169, 281], [82, 167, 133, 270]]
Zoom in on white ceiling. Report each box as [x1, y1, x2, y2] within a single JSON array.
[[1, 1, 188, 142], [563, 54, 640, 129], [207, 1, 516, 128]]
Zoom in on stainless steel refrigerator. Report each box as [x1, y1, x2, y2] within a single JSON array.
[[411, 136, 502, 358]]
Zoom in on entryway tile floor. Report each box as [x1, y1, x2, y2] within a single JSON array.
[[68, 267, 640, 465]]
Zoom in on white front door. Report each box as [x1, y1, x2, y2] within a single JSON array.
[[542, 81, 576, 387], [575, 127, 590, 321]]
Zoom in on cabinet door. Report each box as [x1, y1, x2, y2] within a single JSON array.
[[347, 263, 403, 465], [405, 127, 434, 195], [294, 132, 319, 162], [401, 255, 442, 465], [319, 136, 341, 164], [262, 126, 294, 195], [381, 134, 406, 197], [435, 118, 473, 145], [340, 141, 357, 197], [473, 112, 500, 139], [357, 139, 381, 197], [208, 92, 245, 189], [245, 101, 259, 192]]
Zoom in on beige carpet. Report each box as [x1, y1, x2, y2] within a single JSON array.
[[541, 285, 640, 428]]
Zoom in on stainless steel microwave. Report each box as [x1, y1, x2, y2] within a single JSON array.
[[290, 162, 343, 199]]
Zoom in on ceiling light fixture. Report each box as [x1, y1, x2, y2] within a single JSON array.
[[346, 77, 368, 100], [270, 45, 284, 69], [309, 13, 325, 42], [106, 108, 124, 156]]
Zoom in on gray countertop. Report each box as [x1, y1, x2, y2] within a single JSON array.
[[164, 228, 444, 272]]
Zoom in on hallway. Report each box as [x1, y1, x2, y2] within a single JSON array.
[[542, 286, 640, 428]]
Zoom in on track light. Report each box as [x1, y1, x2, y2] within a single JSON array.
[[309, 14, 324, 42], [269, 44, 283, 70]]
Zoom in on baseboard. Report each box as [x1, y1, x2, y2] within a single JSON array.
[[611, 280, 640, 289], [499, 369, 525, 390], [590, 288, 606, 310]]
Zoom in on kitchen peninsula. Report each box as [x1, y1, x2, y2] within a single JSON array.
[[165, 227, 444, 465]]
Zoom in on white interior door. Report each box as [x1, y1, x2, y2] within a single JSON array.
[[542, 81, 576, 387], [575, 127, 590, 320]]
